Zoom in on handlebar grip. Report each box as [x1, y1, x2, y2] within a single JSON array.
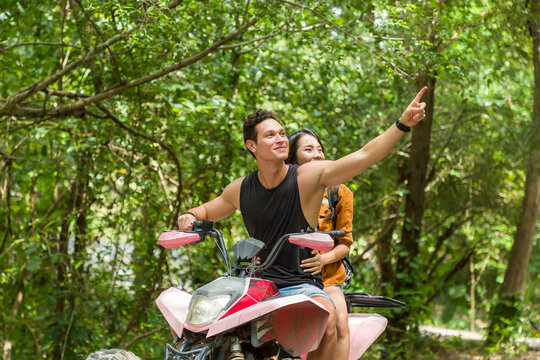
[[322, 230, 345, 238], [193, 220, 214, 233], [193, 221, 203, 228]]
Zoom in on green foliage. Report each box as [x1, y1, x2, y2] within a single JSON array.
[[0, 1, 538, 359]]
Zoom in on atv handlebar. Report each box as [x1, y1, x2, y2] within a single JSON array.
[[251, 228, 342, 274], [159, 223, 345, 278], [319, 230, 345, 238], [160, 220, 234, 275]]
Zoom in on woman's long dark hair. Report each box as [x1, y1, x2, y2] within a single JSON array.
[[286, 128, 325, 165]]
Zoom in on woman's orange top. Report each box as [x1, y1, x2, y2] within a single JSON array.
[[318, 184, 354, 287]]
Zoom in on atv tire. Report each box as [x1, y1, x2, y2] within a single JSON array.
[[85, 349, 141, 360]]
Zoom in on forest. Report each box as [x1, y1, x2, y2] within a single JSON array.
[[0, 1, 539, 359]]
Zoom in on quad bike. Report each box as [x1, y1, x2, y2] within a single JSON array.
[[86, 220, 404, 360]]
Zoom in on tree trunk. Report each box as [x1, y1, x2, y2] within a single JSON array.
[[397, 76, 436, 275], [376, 161, 406, 293], [54, 182, 76, 359], [54, 154, 88, 359], [386, 77, 436, 346], [396, 74, 436, 282], [487, 0, 540, 345], [499, 0, 540, 295]]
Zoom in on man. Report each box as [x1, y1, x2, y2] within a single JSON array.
[[177, 87, 427, 360]]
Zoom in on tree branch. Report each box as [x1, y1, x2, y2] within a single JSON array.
[[0, 161, 12, 253], [0, 42, 83, 53], [10, 17, 258, 119], [75, 0, 124, 83], [30, 180, 76, 238], [60, 306, 76, 360], [0, 145, 15, 162], [42, 88, 90, 100], [427, 247, 475, 303], [425, 219, 467, 278], [0, 30, 134, 115], [123, 326, 166, 349], [94, 105, 184, 227], [222, 14, 324, 51], [437, 9, 494, 52], [279, 0, 411, 78]]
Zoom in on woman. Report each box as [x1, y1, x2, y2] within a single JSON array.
[[287, 128, 353, 360]]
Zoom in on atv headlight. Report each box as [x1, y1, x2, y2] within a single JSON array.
[[186, 294, 231, 326]]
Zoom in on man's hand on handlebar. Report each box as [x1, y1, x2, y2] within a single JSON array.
[[178, 212, 197, 231], [300, 249, 323, 275]]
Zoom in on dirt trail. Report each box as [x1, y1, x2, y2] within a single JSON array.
[[419, 325, 540, 359], [420, 325, 540, 349]]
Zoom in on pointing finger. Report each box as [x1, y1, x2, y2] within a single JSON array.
[[413, 86, 428, 103]]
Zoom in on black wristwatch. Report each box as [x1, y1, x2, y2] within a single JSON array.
[[395, 119, 411, 133]]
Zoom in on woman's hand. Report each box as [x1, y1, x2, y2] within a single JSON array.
[[300, 250, 326, 275]]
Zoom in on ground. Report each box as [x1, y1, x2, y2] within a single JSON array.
[[415, 327, 540, 360]]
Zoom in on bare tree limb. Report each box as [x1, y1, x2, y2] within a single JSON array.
[[58, 0, 70, 92], [222, 28, 286, 50]]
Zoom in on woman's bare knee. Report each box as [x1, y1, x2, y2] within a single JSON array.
[[336, 312, 349, 336], [313, 296, 337, 335]]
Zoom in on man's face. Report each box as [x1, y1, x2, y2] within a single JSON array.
[[249, 119, 288, 161]]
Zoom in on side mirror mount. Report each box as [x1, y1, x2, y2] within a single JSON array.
[[288, 233, 334, 252]]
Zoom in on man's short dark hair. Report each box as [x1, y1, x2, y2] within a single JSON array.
[[243, 109, 281, 157]]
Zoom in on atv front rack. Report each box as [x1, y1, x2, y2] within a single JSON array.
[[344, 292, 406, 312]]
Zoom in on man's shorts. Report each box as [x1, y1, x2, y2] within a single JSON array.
[[279, 283, 335, 307]]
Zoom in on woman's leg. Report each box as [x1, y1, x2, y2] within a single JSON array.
[[324, 286, 350, 360], [306, 296, 337, 360]]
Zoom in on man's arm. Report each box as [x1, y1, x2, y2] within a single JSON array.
[[319, 123, 408, 186], [297, 87, 427, 225], [300, 87, 427, 189], [177, 177, 244, 230]]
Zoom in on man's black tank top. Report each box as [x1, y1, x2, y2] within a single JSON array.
[[240, 164, 324, 289]]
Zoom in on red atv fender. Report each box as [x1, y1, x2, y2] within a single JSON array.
[[156, 281, 331, 356]]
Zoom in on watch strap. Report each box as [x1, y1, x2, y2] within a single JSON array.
[[395, 119, 411, 133]]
